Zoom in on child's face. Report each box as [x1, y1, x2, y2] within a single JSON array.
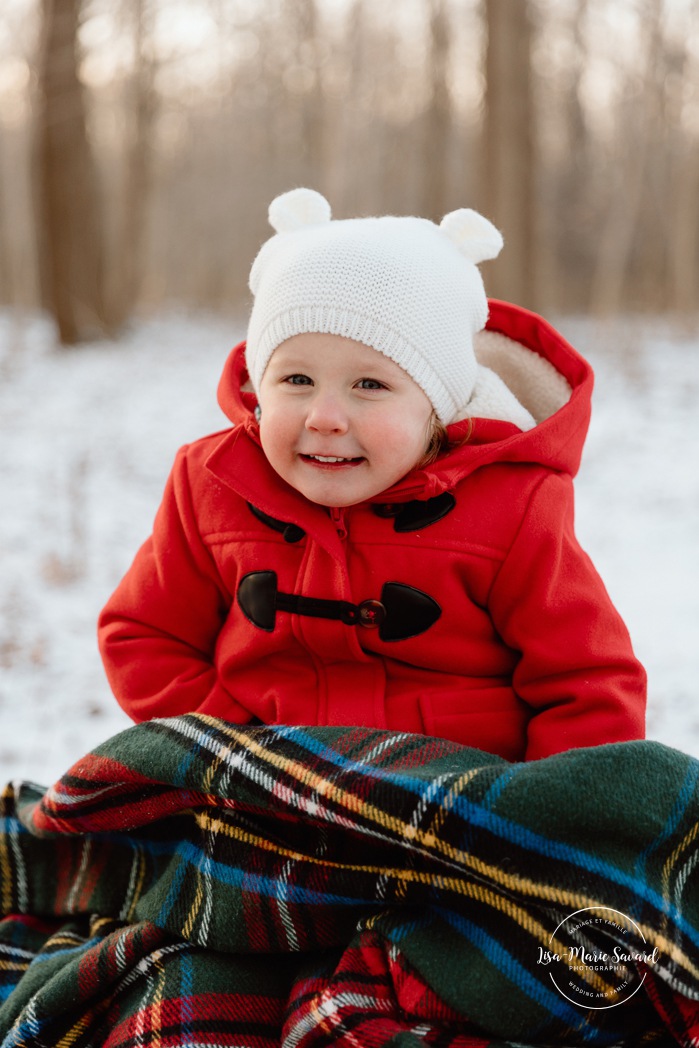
[[257, 333, 434, 507]]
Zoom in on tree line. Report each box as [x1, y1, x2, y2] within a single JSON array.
[[0, 0, 697, 344]]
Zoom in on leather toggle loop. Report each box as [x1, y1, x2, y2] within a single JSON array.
[[247, 503, 306, 543], [237, 572, 441, 641]]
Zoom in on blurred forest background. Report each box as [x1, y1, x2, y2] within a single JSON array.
[[0, 0, 698, 346]]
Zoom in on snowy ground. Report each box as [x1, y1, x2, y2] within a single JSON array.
[[1, 308, 698, 786]]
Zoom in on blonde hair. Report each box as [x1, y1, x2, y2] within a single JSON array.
[[417, 412, 473, 469]]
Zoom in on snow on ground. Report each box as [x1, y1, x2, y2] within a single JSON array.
[[1, 308, 698, 785]]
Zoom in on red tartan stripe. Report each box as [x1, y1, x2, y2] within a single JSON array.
[[41, 753, 150, 793], [0, 914, 61, 935], [77, 922, 166, 998], [104, 1033, 278, 1048], [53, 840, 89, 912], [283, 932, 488, 1046], [5, 720, 699, 1048], [643, 969, 699, 1044], [34, 788, 199, 833], [102, 1030, 279, 1048], [284, 996, 492, 1048], [388, 943, 469, 1023], [74, 842, 113, 911], [32, 755, 213, 834], [102, 994, 283, 1048]]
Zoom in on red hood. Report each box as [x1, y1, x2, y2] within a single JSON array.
[[215, 300, 593, 505]]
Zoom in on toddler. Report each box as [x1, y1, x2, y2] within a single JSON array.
[[98, 188, 646, 761]]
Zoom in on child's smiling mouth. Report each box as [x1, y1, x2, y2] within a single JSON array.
[[301, 454, 365, 467]]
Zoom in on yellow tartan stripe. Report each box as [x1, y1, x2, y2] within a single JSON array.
[[0, 785, 16, 915], [56, 943, 177, 1048], [196, 811, 617, 996], [194, 722, 640, 911], [194, 720, 699, 987], [39, 933, 85, 948], [203, 749, 227, 795], [151, 952, 167, 1048], [427, 768, 485, 840], [181, 870, 205, 941], [90, 915, 115, 936], [662, 821, 699, 895], [55, 1012, 95, 1048]]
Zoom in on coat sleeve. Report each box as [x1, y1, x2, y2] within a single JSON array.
[[98, 446, 252, 724], [486, 471, 646, 761]]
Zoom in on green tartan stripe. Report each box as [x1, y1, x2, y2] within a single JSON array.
[[1, 716, 699, 1046]]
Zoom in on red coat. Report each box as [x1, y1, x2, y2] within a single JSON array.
[[98, 301, 646, 761]]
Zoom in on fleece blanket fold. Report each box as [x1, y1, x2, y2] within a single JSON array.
[[1, 715, 699, 1047]]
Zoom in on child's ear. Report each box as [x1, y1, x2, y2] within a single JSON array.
[[439, 208, 503, 265], [268, 188, 332, 233]]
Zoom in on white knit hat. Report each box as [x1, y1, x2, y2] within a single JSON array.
[[246, 188, 504, 424]]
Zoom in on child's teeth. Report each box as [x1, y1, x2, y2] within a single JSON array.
[[312, 455, 350, 462]]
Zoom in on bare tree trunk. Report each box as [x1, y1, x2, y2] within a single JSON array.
[[668, 149, 699, 317], [109, 0, 157, 327], [287, 0, 325, 180], [589, 0, 664, 317], [420, 0, 452, 220], [540, 0, 590, 314], [0, 168, 11, 304], [481, 0, 538, 309], [36, 0, 109, 344], [667, 0, 699, 319], [326, 0, 365, 213]]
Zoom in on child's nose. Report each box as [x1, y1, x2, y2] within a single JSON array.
[[305, 393, 349, 434]]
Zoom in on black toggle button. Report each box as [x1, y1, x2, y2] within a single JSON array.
[[237, 574, 440, 639], [247, 503, 306, 544], [358, 599, 386, 628], [283, 524, 306, 543]]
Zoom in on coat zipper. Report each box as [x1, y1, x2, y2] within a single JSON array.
[[329, 506, 347, 540]]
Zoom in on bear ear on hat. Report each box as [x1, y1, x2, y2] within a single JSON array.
[[439, 208, 503, 264], [268, 187, 332, 233], [249, 188, 332, 295]]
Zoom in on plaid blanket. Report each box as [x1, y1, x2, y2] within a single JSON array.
[[2, 716, 699, 1047]]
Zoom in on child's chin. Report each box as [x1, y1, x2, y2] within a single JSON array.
[[301, 479, 379, 509]]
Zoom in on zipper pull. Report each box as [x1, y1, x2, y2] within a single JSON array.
[[329, 506, 347, 539]]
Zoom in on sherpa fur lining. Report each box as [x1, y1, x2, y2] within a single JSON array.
[[468, 329, 573, 429]]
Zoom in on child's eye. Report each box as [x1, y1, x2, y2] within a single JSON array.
[[356, 378, 387, 390], [284, 374, 312, 385]]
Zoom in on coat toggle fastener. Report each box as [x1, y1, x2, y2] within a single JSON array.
[[237, 571, 441, 642]]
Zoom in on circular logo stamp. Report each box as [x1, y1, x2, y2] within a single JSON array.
[[536, 906, 660, 1009]]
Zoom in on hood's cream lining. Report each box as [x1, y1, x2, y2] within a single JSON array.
[[465, 329, 573, 430]]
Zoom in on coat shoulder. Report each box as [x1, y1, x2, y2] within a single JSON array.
[[448, 461, 562, 546]]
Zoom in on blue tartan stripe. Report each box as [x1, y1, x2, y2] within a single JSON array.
[[2, 717, 699, 1046], [634, 761, 699, 871], [434, 906, 598, 1036], [138, 722, 699, 955], [157, 720, 699, 929]]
